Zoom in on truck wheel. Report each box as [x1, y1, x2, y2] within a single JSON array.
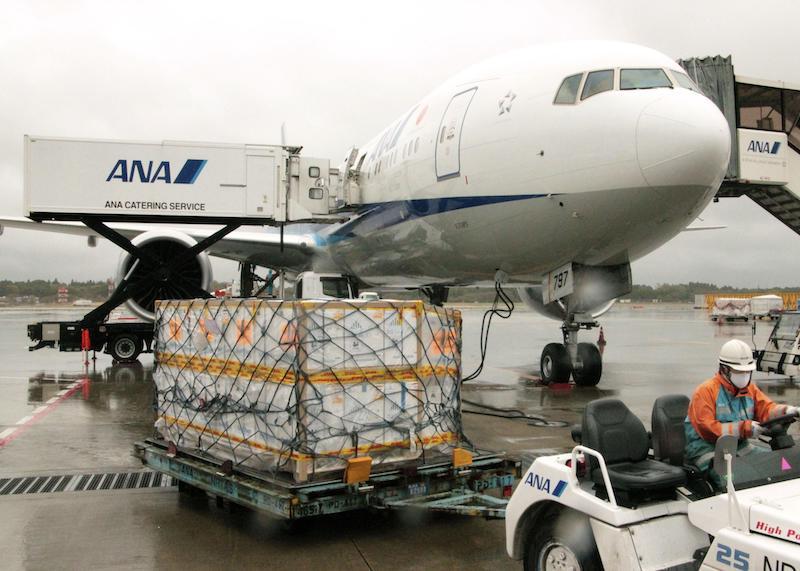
[[109, 334, 142, 362], [525, 509, 600, 571], [572, 343, 602, 387], [540, 343, 571, 384]]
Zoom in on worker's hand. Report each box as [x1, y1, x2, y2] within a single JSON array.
[[751, 421, 766, 438], [787, 405, 800, 417]]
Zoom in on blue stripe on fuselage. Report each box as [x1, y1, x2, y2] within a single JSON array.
[[316, 194, 547, 246]]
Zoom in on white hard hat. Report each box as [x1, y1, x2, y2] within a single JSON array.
[[719, 339, 756, 372]]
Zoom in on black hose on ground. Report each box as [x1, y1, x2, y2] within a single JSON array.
[[462, 397, 568, 427], [462, 281, 514, 382], [460, 282, 568, 427]]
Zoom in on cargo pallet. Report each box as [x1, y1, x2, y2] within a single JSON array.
[[134, 438, 519, 520]]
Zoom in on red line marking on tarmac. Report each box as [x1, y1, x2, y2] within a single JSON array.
[[0, 377, 88, 448]]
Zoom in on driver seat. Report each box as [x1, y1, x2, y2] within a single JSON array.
[[582, 398, 686, 508], [651, 394, 690, 466]]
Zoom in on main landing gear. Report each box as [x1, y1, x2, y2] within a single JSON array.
[[540, 314, 602, 386]]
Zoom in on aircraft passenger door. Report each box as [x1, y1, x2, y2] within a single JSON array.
[[435, 87, 477, 180]]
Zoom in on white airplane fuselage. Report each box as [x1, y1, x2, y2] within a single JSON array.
[[313, 41, 730, 289]]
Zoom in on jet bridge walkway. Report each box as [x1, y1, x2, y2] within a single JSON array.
[[679, 56, 800, 235], [717, 182, 800, 236]]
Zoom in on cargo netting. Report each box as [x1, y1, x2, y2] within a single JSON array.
[[153, 298, 468, 481]]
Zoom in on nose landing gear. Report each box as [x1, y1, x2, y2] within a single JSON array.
[[539, 314, 603, 386]]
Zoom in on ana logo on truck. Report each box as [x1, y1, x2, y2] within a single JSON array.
[[524, 472, 567, 497], [747, 140, 782, 155], [106, 159, 207, 184]]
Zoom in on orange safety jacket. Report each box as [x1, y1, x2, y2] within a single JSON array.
[[684, 372, 788, 469]]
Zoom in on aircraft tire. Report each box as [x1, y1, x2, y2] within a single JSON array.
[[540, 343, 571, 384], [573, 343, 602, 387]]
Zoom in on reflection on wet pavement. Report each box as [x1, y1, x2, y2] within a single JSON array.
[[1, 305, 799, 569]]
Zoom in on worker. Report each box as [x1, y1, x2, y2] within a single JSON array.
[[685, 339, 799, 488]]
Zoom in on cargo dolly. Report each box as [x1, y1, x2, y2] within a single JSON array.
[[134, 438, 519, 520]]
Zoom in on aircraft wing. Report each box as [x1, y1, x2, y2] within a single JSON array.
[[0, 216, 317, 269]]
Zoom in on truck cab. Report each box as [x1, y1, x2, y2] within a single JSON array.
[[293, 272, 356, 300]]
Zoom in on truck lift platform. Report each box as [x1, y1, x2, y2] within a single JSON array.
[[134, 438, 519, 520]]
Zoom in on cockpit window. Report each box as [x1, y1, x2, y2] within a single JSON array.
[[673, 71, 701, 93], [581, 70, 614, 100], [554, 73, 583, 104], [620, 68, 672, 90]]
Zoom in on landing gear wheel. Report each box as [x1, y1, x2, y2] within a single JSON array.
[[524, 509, 601, 571], [109, 334, 142, 363], [540, 343, 572, 384], [573, 342, 602, 387]]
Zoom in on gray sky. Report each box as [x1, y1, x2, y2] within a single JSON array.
[[1, 0, 799, 287]]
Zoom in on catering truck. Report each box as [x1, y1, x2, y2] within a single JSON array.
[[21, 135, 366, 361]]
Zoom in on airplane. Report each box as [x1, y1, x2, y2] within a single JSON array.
[[0, 40, 731, 387]]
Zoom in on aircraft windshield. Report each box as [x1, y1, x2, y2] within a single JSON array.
[[554, 73, 583, 104], [620, 68, 672, 90], [581, 70, 614, 100], [672, 71, 701, 93]]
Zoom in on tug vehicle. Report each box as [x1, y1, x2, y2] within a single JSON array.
[[505, 396, 800, 570]]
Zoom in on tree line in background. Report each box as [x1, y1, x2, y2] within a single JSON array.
[[0, 279, 797, 305], [629, 282, 800, 302], [0, 279, 112, 303]]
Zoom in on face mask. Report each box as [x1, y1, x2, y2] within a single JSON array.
[[729, 371, 752, 389]]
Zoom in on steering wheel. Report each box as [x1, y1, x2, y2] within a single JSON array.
[[759, 412, 799, 449], [761, 412, 799, 429]]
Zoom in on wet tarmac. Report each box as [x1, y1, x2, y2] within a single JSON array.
[[1, 304, 798, 570]]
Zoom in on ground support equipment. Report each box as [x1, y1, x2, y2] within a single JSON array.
[[134, 438, 519, 520]]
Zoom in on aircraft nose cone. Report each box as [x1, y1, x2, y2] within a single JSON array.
[[637, 91, 731, 190]]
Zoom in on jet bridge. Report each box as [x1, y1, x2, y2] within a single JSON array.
[[679, 57, 800, 235]]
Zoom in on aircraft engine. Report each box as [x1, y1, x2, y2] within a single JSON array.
[[519, 286, 616, 320], [518, 263, 631, 321], [115, 230, 213, 321]]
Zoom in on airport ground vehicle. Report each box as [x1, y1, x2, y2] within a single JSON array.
[[27, 271, 355, 362], [755, 311, 800, 378], [711, 298, 751, 322], [505, 396, 800, 570], [135, 438, 518, 522], [28, 308, 154, 362], [751, 295, 784, 320]]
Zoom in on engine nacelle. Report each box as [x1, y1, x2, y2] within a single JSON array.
[[116, 230, 213, 321], [519, 262, 631, 322], [519, 286, 616, 321]]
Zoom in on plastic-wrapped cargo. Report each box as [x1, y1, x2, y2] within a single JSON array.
[[710, 298, 750, 321], [750, 294, 783, 318], [153, 298, 466, 481]]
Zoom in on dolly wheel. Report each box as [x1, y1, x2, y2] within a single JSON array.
[[540, 343, 571, 384], [525, 508, 601, 571], [109, 334, 142, 362], [573, 343, 602, 387]]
